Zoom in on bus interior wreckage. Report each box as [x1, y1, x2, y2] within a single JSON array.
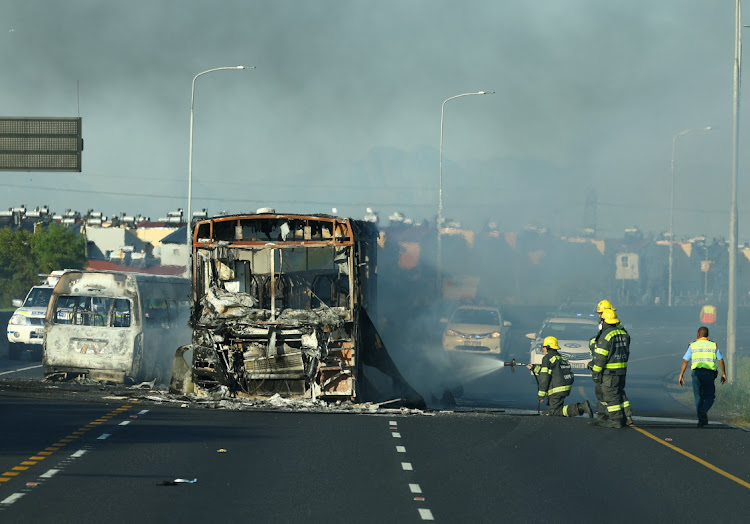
[[170, 213, 425, 408]]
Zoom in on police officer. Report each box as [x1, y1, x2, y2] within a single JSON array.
[[678, 326, 727, 428], [589, 300, 633, 425], [590, 308, 630, 428], [528, 336, 593, 418]]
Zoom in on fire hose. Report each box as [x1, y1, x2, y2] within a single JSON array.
[[503, 359, 542, 415]]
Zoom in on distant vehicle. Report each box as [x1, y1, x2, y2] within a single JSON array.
[[43, 270, 191, 385], [6, 270, 69, 360], [526, 316, 598, 375], [442, 305, 512, 357], [555, 301, 598, 319]]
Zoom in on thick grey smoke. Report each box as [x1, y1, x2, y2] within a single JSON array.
[[0, 1, 742, 240]]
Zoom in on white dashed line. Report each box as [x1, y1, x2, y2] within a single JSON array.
[[1, 493, 25, 504], [389, 420, 397, 425], [97, 433, 111, 440], [396, 446, 406, 453], [418, 508, 434, 520], [138, 410, 149, 415], [70, 450, 87, 458], [401, 462, 413, 471], [118, 420, 131, 426], [391, 432, 401, 438], [0, 365, 43, 376], [409, 484, 422, 494], [40, 469, 59, 479]]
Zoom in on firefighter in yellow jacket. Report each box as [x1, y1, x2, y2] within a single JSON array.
[[528, 336, 593, 418]]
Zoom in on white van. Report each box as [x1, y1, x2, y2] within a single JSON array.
[[6, 270, 68, 360]]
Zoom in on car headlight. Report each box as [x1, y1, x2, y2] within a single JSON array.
[[9, 314, 30, 325], [444, 329, 458, 337], [490, 331, 501, 338]]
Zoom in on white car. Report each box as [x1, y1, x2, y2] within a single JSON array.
[[525, 316, 599, 375], [442, 305, 512, 357], [6, 270, 69, 360]]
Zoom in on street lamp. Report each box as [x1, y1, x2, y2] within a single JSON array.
[[667, 125, 712, 306], [437, 91, 494, 285], [186, 65, 254, 252]]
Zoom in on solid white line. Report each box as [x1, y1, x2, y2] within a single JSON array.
[[389, 420, 397, 425], [418, 508, 434, 520], [391, 432, 401, 438], [409, 484, 422, 494], [1, 493, 25, 504], [97, 434, 111, 440], [401, 462, 413, 471], [396, 446, 406, 453], [0, 364, 43, 376], [40, 469, 59, 478], [118, 420, 131, 426], [71, 450, 87, 458]]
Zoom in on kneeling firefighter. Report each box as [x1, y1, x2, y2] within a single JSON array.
[[527, 336, 593, 418]]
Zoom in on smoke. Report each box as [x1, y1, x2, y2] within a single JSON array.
[[0, 1, 742, 241]]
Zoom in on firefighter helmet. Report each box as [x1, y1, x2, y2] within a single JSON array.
[[542, 336, 560, 350], [601, 308, 619, 324], [596, 299, 615, 313]]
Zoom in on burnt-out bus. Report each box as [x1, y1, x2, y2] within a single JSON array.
[[44, 270, 191, 384], [170, 211, 423, 406]]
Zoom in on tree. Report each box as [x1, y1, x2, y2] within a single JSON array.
[[0, 224, 86, 305], [30, 223, 87, 274]]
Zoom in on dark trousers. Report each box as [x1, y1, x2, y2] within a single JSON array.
[[598, 374, 627, 427], [547, 392, 582, 417], [692, 368, 718, 422]]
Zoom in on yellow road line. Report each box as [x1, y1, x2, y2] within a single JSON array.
[[632, 426, 750, 490]]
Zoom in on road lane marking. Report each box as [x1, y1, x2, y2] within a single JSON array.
[[396, 446, 406, 453], [118, 420, 131, 426], [409, 484, 422, 494], [71, 450, 87, 458], [632, 426, 750, 490], [391, 432, 401, 438], [40, 469, 59, 478], [418, 508, 434, 520], [401, 462, 413, 471], [97, 434, 111, 440], [1, 493, 25, 504], [0, 364, 43, 376], [389, 420, 397, 425]]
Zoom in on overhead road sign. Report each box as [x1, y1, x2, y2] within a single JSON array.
[[0, 117, 83, 172]]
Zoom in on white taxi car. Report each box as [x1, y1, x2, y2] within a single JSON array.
[[442, 305, 511, 357], [526, 316, 598, 375]]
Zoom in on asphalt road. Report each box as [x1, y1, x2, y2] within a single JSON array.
[[0, 316, 748, 522]]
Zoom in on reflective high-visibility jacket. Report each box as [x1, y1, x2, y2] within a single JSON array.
[[532, 349, 573, 398], [591, 323, 630, 376], [689, 339, 718, 370]]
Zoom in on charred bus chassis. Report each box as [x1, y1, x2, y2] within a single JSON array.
[[173, 212, 421, 405]]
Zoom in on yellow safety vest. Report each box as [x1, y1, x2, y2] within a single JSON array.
[[690, 339, 718, 370]]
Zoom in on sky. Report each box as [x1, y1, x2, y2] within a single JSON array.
[[0, 1, 746, 241]]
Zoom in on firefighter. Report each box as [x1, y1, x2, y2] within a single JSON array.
[[589, 299, 633, 425], [527, 336, 593, 418], [590, 308, 630, 428]]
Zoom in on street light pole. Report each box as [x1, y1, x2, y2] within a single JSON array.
[[727, 0, 742, 384], [437, 91, 494, 288], [187, 65, 254, 253], [667, 125, 712, 307]]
